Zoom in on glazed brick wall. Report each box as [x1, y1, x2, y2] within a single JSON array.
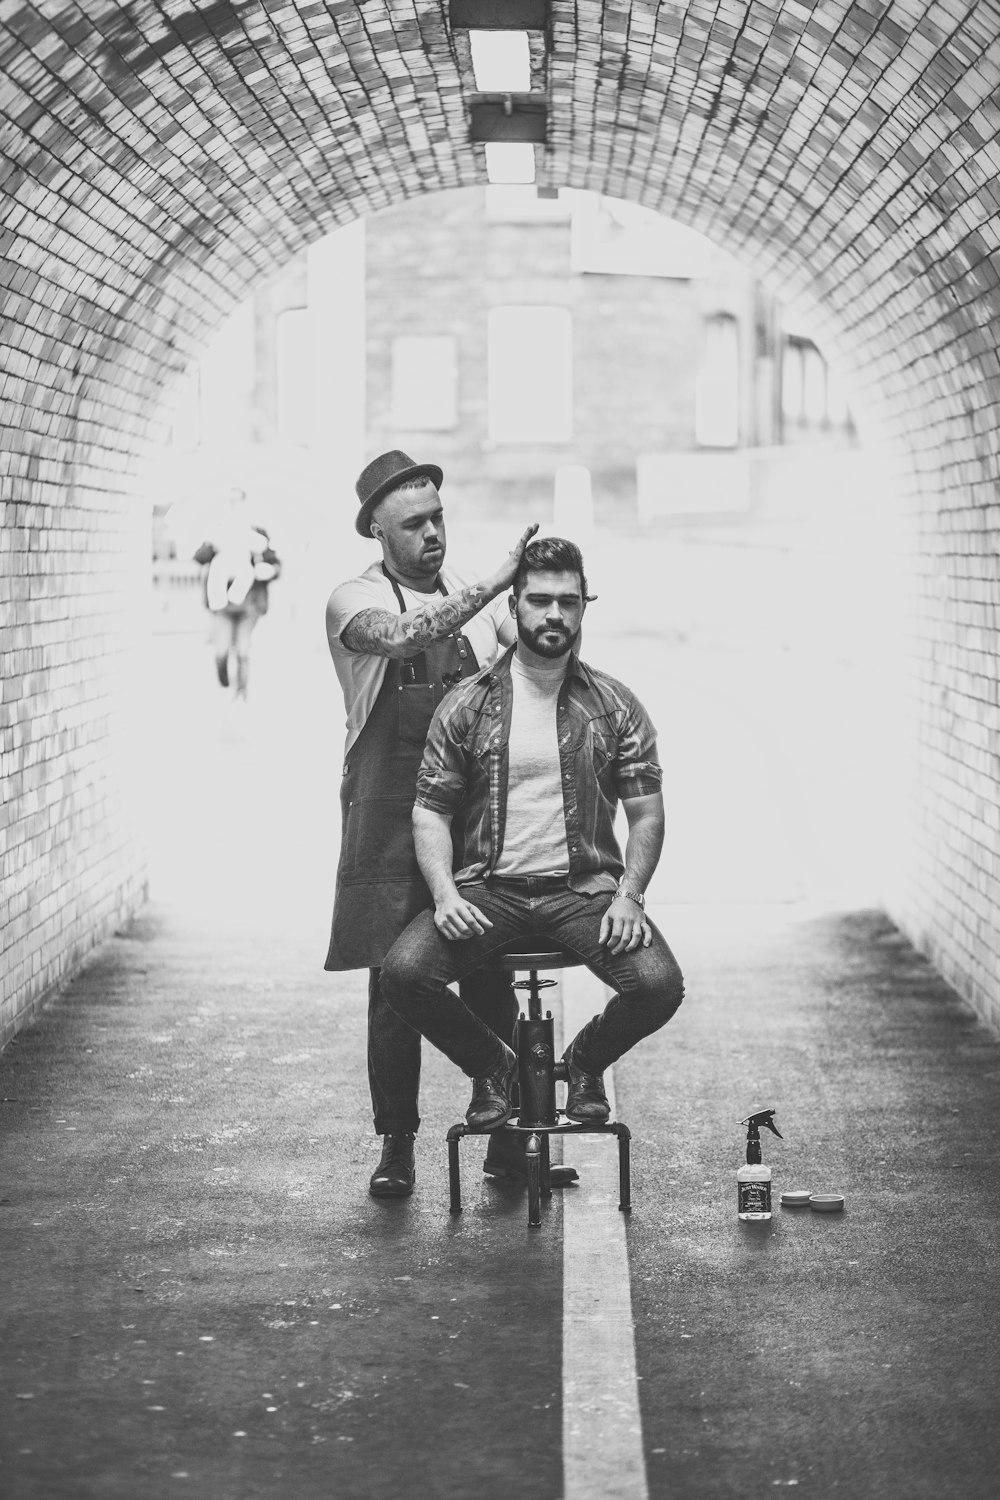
[[2, 1, 1000, 1035], [0, 477, 149, 1046]]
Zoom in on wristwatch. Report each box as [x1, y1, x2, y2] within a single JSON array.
[[616, 884, 646, 910]]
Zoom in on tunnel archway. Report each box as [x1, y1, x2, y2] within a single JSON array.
[[3, 2, 998, 1039]]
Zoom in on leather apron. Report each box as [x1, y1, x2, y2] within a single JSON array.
[[324, 568, 481, 971]]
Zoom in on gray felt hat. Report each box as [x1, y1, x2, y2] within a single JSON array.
[[354, 450, 444, 537]]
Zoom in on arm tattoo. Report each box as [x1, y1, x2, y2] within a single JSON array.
[[340, 585, 492, 658], [340, 608, 407, 658]]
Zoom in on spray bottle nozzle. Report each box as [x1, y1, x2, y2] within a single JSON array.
[[740, 1108, 782, 1165], [740, 1108, 783, 1140]]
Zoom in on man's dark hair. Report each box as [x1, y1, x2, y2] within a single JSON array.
[[511, 536, 588, 600]]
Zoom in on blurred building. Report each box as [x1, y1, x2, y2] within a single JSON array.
[[157, 185, 857, 559]]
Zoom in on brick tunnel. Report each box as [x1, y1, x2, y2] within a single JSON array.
[[2, 0, 999, 1045]]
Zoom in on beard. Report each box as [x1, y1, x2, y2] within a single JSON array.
[[384, 534, 442, 579], [517, 618, 575, 658]]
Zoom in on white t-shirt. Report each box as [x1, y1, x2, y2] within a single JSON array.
[[327, 560, 512, 751], [493, 654, 570, 878]]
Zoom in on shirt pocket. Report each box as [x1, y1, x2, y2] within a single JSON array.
[[575, 713, 619, 793]]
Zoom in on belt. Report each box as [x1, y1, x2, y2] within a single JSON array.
[[487, 874, 569, 888]]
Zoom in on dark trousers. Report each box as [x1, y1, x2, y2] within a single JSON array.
[[368, 963, 518, 1136], [380, 879, 684, 1080]]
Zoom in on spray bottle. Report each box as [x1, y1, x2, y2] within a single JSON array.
[[738, 1109, 783, 1220]]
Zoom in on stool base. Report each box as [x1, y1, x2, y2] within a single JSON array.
[[447, 1114, 632, 1228]]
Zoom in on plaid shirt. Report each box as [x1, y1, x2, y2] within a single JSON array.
[[415, 647, 662, 894]]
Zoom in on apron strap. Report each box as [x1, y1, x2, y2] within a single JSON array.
[[382, 562, 448, 614], [382, 565, 450, 685]]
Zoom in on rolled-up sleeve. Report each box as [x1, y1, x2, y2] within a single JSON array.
[[615, 693, 662, 799], [415, 698, 469, 815]]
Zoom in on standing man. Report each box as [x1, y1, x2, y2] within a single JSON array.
[[325, 451, 576, 1198], [379, 536, 685, 1130]]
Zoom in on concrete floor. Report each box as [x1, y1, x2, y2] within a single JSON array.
[[2, 559, 999, 1498]]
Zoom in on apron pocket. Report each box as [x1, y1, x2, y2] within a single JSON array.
[[342, 796, 421, 884], [397, 682, 436, 744]]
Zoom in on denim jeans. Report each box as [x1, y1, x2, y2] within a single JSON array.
[[380, 878, 684, 1079], [367, 964, 518, 1136]]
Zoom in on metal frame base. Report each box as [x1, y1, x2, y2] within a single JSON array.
[[447, 1115, 632, 1228]]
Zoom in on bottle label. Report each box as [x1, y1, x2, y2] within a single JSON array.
[[738, 1179, 771, 1214]]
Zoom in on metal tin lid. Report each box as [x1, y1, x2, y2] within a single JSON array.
[[809, 1193, 845, 1212], [780, 1189, 812, 1206]]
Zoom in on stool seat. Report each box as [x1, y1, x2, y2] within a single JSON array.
[[489, 946, 586, 972]]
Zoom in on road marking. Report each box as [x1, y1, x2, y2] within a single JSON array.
[[560, 966, 649, 1500]]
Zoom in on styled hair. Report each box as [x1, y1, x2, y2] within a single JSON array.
[[512, 536, 588, 600]]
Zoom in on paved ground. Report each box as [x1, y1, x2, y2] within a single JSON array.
[[2, 540, 999, 1498]]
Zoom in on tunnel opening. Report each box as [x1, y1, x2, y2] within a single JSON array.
[[137, 185, 910, 939], [3, 1, 998, 1046]]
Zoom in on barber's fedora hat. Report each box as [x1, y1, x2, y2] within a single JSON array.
[[354, 450, 444, 537]]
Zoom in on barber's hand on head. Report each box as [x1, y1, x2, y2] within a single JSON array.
[[434, 889, 495, 942], [599, 895, 651, 956], [491, 523, 540, 594]]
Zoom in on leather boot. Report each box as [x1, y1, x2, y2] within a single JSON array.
[[562, 1045, 610, 1122], [466, 1044, 518, 1131], [483, 1129, 579, 1187], [369, 1133, 416, 1198]]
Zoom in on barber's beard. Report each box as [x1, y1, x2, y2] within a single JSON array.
[[384, 536, 441, 580]]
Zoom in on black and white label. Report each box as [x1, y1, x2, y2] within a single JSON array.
[[738, 1180, 771, 1214]]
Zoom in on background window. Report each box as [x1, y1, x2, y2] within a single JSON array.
[[487, 305, 572, 443], [169, 365, 201, 449], [695, 314, 740, 448], [276, 308, 314, 446], [391, 336, 458, 430], [782, 336, 853, 430], [199, 298, 255, 447]]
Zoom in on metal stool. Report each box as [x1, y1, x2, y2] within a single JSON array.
[[446, 946, 632, 1228]]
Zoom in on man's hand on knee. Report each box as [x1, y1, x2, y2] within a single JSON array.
[[599, 895, 651, 955], [434, 890, 495, 942]]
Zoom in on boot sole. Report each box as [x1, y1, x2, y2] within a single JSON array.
[[369, 1171, 416, 1198], [483, 1164, 579, 1187]]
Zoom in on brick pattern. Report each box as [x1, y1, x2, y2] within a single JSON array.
[[2, 1, 1000, 1034]]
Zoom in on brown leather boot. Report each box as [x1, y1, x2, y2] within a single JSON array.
[[562, 1045, 610, 1122], [466, 1044, 518, 1131], [369, 1133, 416, 1198], [483, 1129, 579, 1187]]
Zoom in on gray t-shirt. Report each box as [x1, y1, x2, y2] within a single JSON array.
[[493, 653, 570, 878]]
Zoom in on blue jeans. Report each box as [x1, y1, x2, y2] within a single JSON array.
[[381, 878, 684, 1079], [367, 965, 518, 1136]]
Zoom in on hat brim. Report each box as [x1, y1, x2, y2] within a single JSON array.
[[355, 463, 444, 536]]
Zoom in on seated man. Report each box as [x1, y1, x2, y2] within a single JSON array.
[[380, 537, 684, 1132]]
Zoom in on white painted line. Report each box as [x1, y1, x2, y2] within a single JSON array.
[[560, 965, 649, 1500]]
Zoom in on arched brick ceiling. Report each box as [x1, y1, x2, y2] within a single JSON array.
[[1, 1, 998, 470]]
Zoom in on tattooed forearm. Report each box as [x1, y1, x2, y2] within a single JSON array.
[[339, 584, 492, 659], [400, 585, 490, 646]]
